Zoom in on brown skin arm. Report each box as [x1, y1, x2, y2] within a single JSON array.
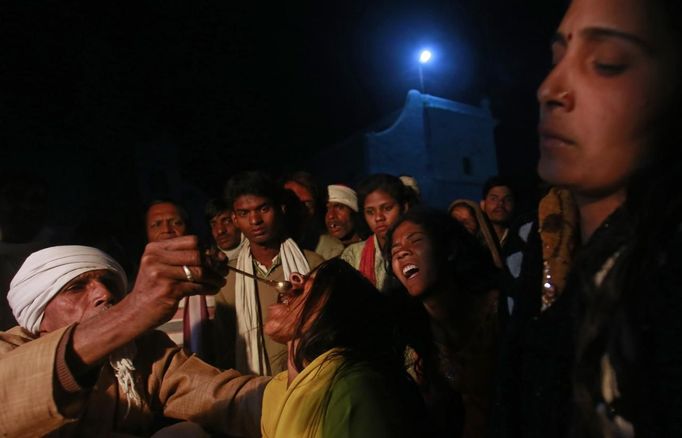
[[71, 236, 226, 367]]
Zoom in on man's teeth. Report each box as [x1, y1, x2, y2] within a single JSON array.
[[402, 264, 419, 278]]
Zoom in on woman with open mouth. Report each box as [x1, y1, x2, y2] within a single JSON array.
[[385, 207, 502, 438]]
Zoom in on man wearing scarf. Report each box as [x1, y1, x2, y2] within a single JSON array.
[[0, 239, 268, 437], [214, 171, 323, 376]]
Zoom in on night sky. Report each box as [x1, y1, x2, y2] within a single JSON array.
[[0, 0, 565, 247]]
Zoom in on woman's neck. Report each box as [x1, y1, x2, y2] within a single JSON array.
[[574, 190, 627, 243], [286, 341, 300, 386], [421, 280, 456, 321], [422, 281, 492, 348], [375, 234, 385, 250]]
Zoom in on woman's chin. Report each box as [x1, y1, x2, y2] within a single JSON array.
[[264, 323, 291, 344], [406, 284, 426, 298]]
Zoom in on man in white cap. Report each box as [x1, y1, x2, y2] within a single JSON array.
[[325, 184, 363, 247], [0, 237, 268, 437]]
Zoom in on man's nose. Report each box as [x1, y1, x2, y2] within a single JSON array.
[[88, 281, 117, 307], [161, 221, 174, 233], [249, 211, 263, 224]]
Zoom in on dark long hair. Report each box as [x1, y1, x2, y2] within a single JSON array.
[[287, 258, 426, 434], [291, 258, 409, 375], [381, 208, 501, 389], [357, 173, 411, 213]]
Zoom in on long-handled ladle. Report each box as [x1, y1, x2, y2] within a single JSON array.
[[225, 265, 293, 293]]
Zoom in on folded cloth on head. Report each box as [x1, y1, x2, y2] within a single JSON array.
[[327, 185, 358, 212], [7, 245, 127, 334]]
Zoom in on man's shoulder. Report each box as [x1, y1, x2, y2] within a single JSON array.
[[314, 234, 344, 260], [345, 240, 365, 251], [0, 326, 35, 353], [218, 259, 239, 298], [302, 249, 325, 268], [340, 240, 365, 264]]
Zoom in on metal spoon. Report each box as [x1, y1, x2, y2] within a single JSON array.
[[226, 265, 293, 293]]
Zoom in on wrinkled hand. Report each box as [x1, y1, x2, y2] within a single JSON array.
[[128, 235, 227, 328], [70, 236, 226, 367], [203, 245, 230, 278]]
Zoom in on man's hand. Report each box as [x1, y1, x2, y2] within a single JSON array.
[[203, 245, 230, 278], [127, 236, 226, 328], [72, 236, 225, 366]]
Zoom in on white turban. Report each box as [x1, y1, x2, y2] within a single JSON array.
[[327, 184, 358, 212], [7, 245, 127, 334]]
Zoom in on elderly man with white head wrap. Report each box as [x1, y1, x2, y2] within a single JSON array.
[[324, 184, 363, 247], [0, 237, 268, 437]]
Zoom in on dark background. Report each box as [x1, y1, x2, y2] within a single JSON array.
[[0, 0, 565, 251]]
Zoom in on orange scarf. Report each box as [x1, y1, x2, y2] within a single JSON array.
[[359, 236, 377, 286], [538, 187, 578, 311]]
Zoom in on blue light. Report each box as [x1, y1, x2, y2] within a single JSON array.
[[419, 50, 432, 64]]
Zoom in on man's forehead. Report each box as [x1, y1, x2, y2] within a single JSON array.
[[60, 269, 124, 290], [487, 186, 513, 197], [212, 210, 232, 220], [327, 201, 351, 210], [148, 203, 180, 214], [233, 194, 274, 209]]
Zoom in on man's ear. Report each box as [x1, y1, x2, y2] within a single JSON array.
[[402, 202, 409, 213], [231, 211, 242, 231], [480, 199, 486, 211], [280, 204, 287, 215]]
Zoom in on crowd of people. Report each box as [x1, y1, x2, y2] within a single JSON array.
[[1, 0, 682, 436]]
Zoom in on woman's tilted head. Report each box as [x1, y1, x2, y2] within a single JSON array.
[[537, 0, 681, 198], [385, 208, 500, 299], [264, 258, 404, 371]]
